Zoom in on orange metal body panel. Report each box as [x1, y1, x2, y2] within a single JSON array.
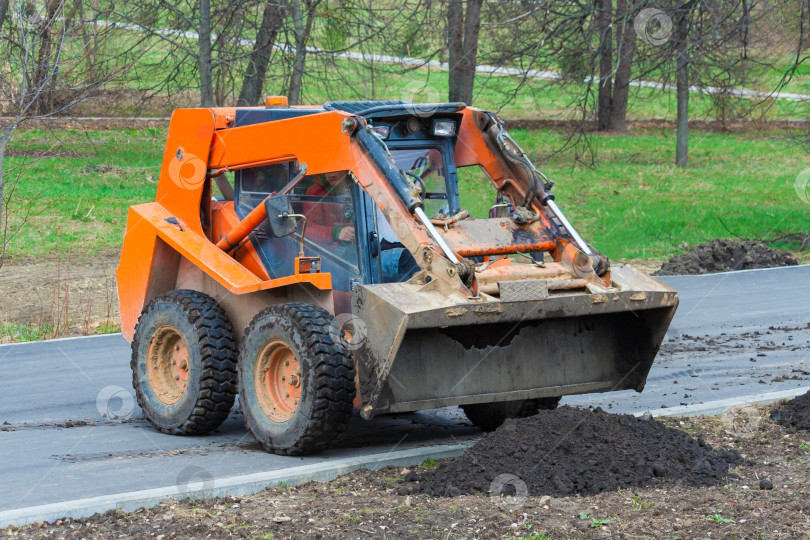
[[453, 108, 557, 236], [118, 202, 332, 339], [154, 108, 217, 235], [117, 205, 181, 340], [208, 110, 434, 251], [211, 201, 270, 280], [153, 202, 331, 294]]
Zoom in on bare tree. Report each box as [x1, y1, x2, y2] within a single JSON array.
[[674, 1, 692, 166], [0, 0, 9, 30], [1, 0, 74, 267], [447, 0, 483, 104], [609, 0, 638, 131], [594, 0, 613, 130], [287, 0, 319, 105], [199, 0, 214, 106], [116, 0, 260, 107], [0, 0, 128, 268], [643, 0, 763, 166], [238, 0, 285, 106]]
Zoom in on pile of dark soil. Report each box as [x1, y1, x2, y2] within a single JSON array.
[[406, 406, 741, 497], [654, 239, 797, 275], [772, 390, 810, 431]]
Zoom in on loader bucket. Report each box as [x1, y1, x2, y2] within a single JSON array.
[[351, 265, 678, 419]]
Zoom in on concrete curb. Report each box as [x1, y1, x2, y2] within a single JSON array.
[[0, 443, 471, 528], [639, 386, 810, 418], [0, 333, 123, 348], [3, 386, 807, 528]]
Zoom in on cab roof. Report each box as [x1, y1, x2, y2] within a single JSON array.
[[233, 100, 466, 128]]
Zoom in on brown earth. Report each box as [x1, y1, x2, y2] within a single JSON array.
[[0, 251, 120, 339], [406, 406, 742, 498], [2, 404, 808, 539], [655, 239, 799, 276], [773, 389, 810, 432]]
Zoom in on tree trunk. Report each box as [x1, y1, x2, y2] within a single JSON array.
[[198, 0, 215, 107], [288, 0, 315, 105], [595, 0, 613, 131], [447, 0, 482, 105], [0, 0, 9, 31], [675, 5, 689, 167], [458, 0, 483, 105], [446, 0, 464, 102], [238, 1, 284, 106], [0, 132, 9, 269], [31, 0, 60, 116], [609, 0, 636, 131]]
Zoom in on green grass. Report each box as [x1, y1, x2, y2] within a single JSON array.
[[53, 24, 810, 122], [0, 322, 57, 342], [4, 127, 808, 262], [461, 129, 809, 259], [3, 128, 165, 258]]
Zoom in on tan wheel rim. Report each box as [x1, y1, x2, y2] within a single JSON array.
[[147, 325, 190, 405], [255, 339, 302, 423]]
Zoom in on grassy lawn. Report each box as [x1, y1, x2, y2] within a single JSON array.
[[72, 28, 810, 120], [3, 128, 165, 260], [462, 128, 810, 259], [4, 126, 808, 262]]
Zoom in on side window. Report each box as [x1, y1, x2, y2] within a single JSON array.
[[236, 162, 294, 213], [288, 171, 359, 268]]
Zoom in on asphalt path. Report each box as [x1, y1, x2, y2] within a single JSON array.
[[1, 265, 808, 511]]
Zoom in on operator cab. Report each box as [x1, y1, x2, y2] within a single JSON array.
[[229, 101, 465, 313]]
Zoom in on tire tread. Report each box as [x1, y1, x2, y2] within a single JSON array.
[[240, 303, 355, 455], [131, 289, 237, 435]]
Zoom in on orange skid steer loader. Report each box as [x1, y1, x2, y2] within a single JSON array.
[[117, 99, 678, 455]]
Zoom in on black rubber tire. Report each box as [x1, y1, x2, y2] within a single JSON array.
[[461, 397, 561, 432], [238, 303, 356, 455], [131, 290, 238, 435]]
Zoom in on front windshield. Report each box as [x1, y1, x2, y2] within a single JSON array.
[[390, 148, 449, 218]]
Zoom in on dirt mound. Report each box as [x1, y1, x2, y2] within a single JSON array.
[[772, 390, 810, 431], [406, 407, 741, 497], [654, 239, 797, 276]]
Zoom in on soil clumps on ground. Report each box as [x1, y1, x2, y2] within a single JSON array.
[[772, 390, 810, 431], [407, 406, 742, 497], [654, 238, 797, 275]]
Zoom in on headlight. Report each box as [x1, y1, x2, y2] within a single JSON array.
[[431, 119, 456, 137], [371, 125, 390, 139]]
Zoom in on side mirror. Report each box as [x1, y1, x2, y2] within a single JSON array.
[[264, 195, 299, 238]]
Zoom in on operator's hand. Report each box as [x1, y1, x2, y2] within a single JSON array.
[[338, 225, 355, 243]]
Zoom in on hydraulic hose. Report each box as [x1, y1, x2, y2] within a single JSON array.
[[353, 121, 461, 265], [491, 120, 594, 257]]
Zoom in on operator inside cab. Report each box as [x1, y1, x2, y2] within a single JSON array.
[[301, 170, 418, 284], [304, 171, 355, 245]]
